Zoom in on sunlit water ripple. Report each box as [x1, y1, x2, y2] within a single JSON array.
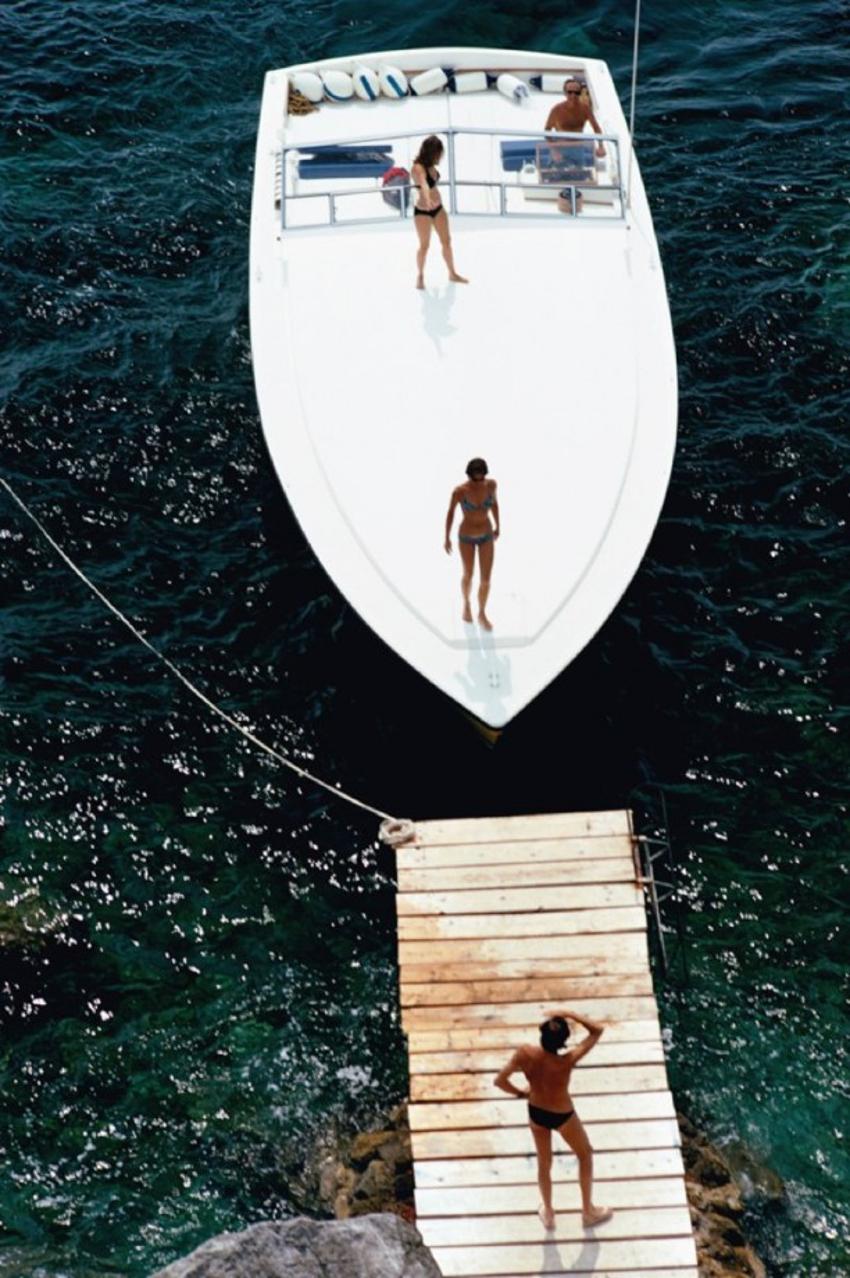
[[1, 1, 848, 1274]]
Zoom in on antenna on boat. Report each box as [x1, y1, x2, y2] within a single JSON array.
[[627, 0, 642, 211]]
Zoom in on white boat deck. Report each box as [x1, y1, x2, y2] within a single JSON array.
[[250, 49, 677, 727]]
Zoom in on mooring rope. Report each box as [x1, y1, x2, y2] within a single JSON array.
[[0, 474, 414, 842]]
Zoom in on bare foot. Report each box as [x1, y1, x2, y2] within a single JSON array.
[[416, 275, 424, 290], [538, 1204, 555, 1230], [449, 273, 469, 283], [582, 1206, 613, 1228], [462, 602, 473, 623], [478, 612, 493, 631]]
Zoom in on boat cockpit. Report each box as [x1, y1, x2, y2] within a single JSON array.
[[274, 61, 627, 230]]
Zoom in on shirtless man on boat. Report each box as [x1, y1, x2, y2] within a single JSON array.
[[494, 1010, 613, 1231], [545, 78, 607, 158]]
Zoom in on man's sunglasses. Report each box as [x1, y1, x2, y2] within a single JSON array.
[[565, 88, 583, 96]]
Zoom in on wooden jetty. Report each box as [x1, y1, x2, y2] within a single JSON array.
[[395, 809, 698, 1278]]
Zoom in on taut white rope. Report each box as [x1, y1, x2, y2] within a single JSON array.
[[0, 474, 404, 831]]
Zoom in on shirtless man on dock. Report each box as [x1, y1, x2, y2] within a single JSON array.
[[545, 78, 607, 158], [494, 1010, 613, 1230]]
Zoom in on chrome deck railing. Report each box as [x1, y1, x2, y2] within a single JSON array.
[[279, 125, 625, 230]]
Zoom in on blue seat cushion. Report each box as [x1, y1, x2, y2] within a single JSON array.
[[298, 143, 394, 158], [298, 156, 392, 179]]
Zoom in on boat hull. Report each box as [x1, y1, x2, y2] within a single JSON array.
[[251, 48, 677, 728]]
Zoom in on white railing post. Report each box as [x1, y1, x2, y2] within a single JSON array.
[[447, 129, 458, 214]]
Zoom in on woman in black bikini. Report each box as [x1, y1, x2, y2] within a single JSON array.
[[411, 134, 468, 290], [444, 457, 498, 631], [494, 1011, 613, 1230]]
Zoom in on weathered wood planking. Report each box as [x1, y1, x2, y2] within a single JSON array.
[[414, 1175, 688, 1217], [409, 1092, 676, 1130], [407, 1018, 662, 1053], [397, 881, 642, 916], [409, 1042, 667, 1073], [398, 905, 647, 941], [398, 856, 636, 893], [410, 1063, 669, 1101], [419, 1204, 693, 1247], [397, 834, 631, 870], [430, 1237, 698, 1276], [411, 811, 631, 845], [413, 1146, 687, 1189], [401, 995, 659, 1031], [399, 929, 650, 969], [401, 973, 653, 1007], [396, 810, 696, 1278], [412, 1117, 682, 1160], [402, 957, 648, 985]]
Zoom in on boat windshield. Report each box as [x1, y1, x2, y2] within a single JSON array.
[[278, 126, 625, 230]]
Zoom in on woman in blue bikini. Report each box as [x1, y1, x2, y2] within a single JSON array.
[[444, 457, 499, 631], [412, 134, 468, 290], [494, 1011, 613, 1231]]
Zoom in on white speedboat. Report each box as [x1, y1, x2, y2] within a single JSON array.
[[250, 47, 676, 729]]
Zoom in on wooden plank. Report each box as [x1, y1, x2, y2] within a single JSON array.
[[412, 1118, 681, 1159], [407, 1020, 662, 1053], [413, 811, 631, 845], [397, 881, 641, 917], [410, 1064, 670, 1101], [409, 1042, 666, 1072], [432, 1267, 695, 1278], [399, 931, 650, 970], [401, 955, 648, 984], [396, 811, 695, 1278], [409, 1092, 675, 1130], [414, 1175, 688, 1217], [402, 996, 659, 1031], [398, 905, 647, 941], [397, 856, 636, 893], [433, 1267, 696, 1278], [419, 1205, 693, 1247], [430, 1235, 698, 1275], [401, 974, 653, 1008], [413, 1146, 686, 1188], [397, 834, 632, 870]]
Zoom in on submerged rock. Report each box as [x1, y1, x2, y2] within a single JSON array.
[[719, 1140, 787, 1203], [0, 893, 63, 948], [150, 1213, 442, 1278], [679, 1113, 769, 1278]]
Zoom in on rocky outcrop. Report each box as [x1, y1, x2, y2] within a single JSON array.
[[318, 1104, 415, 1222], [679, 1113, 775, 1278], [150, 1213, 441, 1278], [322, 1107, 772, 1278], [153, 1106, 773, 1278]]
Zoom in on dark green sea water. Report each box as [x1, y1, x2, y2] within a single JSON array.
[[1, 1, 849, 1274]]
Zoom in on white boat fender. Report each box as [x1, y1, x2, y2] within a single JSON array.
[[353, 65, 380, 101], [450, 70, 489, 94], [497, 73, 530, 103], [378, 64, 408, 98], [409, 66, 448, 96], [291, 71, 324, 103], [322, 69, 354, 101], [530, 73, 578, 93]]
